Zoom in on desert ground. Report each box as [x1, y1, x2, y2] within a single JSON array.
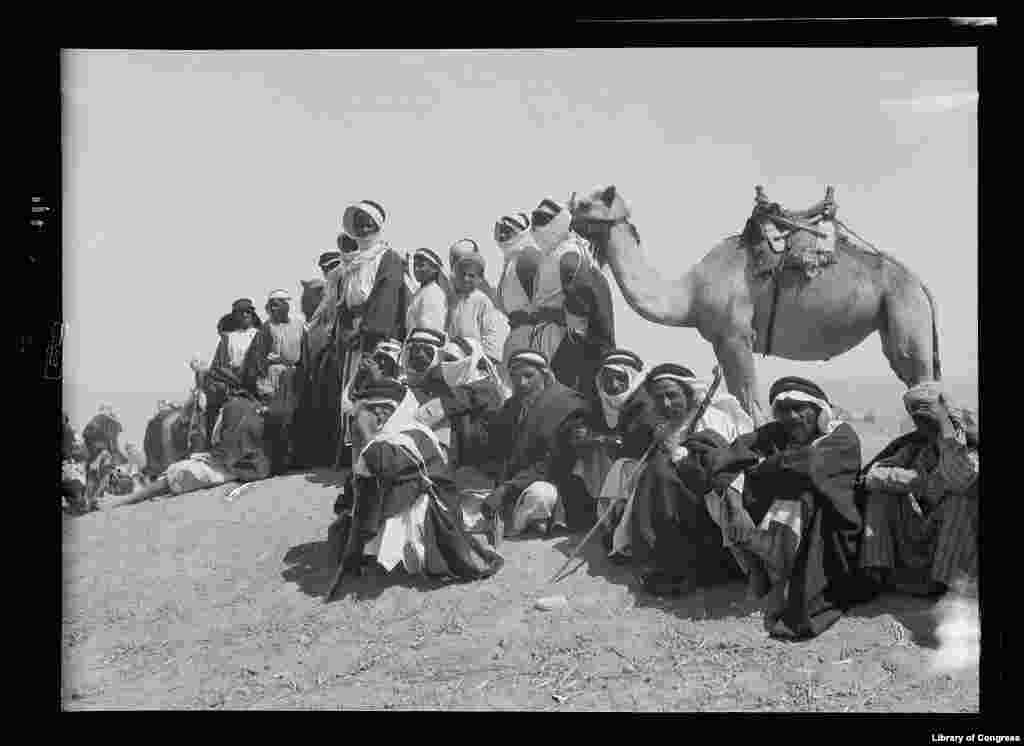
[[61, 424, 979, 712]]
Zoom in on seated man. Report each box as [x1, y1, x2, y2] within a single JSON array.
[[482, 349, 592, 538], [579, 349, 655, 517], [413, 336, 508, 476], [705, 376, 868, 640], [326, 378, 503, 590], [613, 364, 753, 596], [104, 390, 272, 509], [858, 382, 979, 597], [400, 327, 456, 452]]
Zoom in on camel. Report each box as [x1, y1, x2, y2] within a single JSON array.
[[568, 185, 941, 423]]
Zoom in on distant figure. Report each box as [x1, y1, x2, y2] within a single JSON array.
[[242, 289, 305, 473], [61, 413, 89, 513], [206, 298, 261, 443], [858, 382, 978, 597], [107, 388, 271, 509], [80, 405, 128, 505]]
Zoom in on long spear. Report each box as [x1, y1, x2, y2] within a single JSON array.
[[547, 365, 724, 585]]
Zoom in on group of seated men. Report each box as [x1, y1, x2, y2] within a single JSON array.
[[323, 340, 979, 641], [105, 317, 979, 641]]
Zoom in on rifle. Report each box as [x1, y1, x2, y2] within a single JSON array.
[[547, 365, 724, 585]]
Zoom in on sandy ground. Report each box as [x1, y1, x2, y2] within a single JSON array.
[[62, 429, 979, 712]]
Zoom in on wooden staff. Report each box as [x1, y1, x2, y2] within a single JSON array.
[[547, 365, 724, 585]]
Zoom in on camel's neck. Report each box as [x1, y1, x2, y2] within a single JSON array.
[[603, 221, 698, 328]]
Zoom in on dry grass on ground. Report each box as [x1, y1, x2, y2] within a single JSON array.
[[62, 432, 978, 711]]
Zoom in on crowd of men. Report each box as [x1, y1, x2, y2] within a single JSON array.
[[63, 198, 979, 641]]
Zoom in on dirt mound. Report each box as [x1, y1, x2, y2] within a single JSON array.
[[62, 470, 978, 711]]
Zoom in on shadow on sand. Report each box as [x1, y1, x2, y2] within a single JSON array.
[[548, 530, 757, 624], [281, 540, 460, 603], [302, 468, 349, 490], [548, 530, 943, 641]]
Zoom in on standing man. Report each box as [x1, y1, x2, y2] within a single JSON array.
[[406, 247, 450, 335], [309, 200, 408, 466], [243, 289, 305, 473]]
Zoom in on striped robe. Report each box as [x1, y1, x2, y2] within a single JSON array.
[[328, 428, 503, 581], [858, 429, 979, 588]]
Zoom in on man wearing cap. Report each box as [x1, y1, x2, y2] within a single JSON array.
[[704, 376, 867, 639], [858, 382, 979, 597], [326, 377, 503, 589], [447, 238, 510, 369], [483, 349, 593, 537], [242, 290, 306, 472], [613, 364, 753, 596], [406, 247, 450, 335]]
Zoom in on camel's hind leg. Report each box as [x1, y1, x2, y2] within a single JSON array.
[[878, 287, 938, 388], [713, 334, 767, 426]]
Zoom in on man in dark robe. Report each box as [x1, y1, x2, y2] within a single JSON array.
[[550, 250, 616, 413], [482, 349, 593, 538], [312, 202, 408, 468], [704, 376, 870, 640], [858, 382, 979, 597], [613, 364, 750, 596], [325, 378, 503, 592], [242, 290, 304, 473]]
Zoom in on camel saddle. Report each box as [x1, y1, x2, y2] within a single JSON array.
[[743, 185, 841, 280]]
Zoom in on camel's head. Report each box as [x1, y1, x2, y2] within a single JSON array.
[[568, 185, 634, 268]]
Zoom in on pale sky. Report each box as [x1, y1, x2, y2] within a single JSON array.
[[63, 48, 977, 410]]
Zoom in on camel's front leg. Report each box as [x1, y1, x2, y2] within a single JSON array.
[[713, 334, 768, 427]]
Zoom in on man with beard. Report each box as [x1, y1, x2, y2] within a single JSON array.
[[613, 364, 752, 596], [703, 376, 869, 640], [325, 378, 503, 592], [482, 349, 592, 538], [243, 289, 305, 473]]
